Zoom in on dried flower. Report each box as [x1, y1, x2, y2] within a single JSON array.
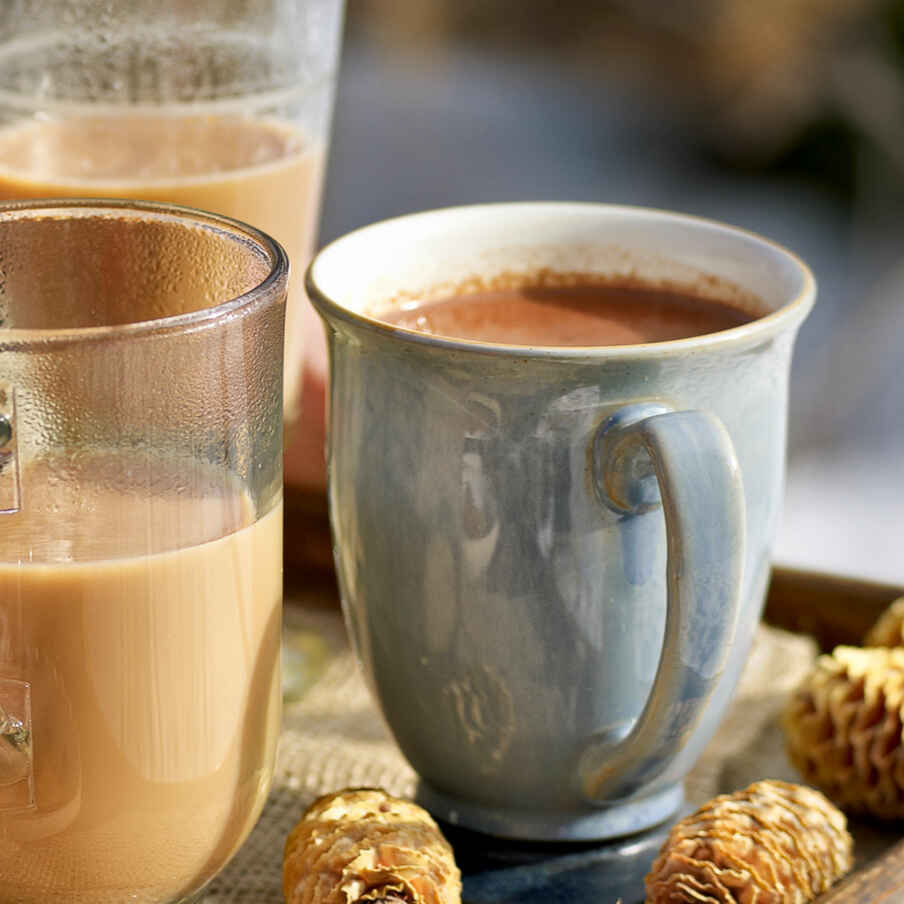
[[784, 645, 904, 819], [645, 779, 852, 903], [283, 788, 461, 904]]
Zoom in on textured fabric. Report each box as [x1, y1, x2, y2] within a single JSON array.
[[202, 608, 817, 902], [203, 607, 415, 902]]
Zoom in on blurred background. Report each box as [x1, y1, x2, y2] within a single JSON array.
[[319, 0, 904, 583]]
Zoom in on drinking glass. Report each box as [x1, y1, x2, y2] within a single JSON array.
[[0, 0, 346, 695], [0, 199, 287, 903], [0, 0, 342, 428]]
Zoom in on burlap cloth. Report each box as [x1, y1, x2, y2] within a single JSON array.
[[199, 606, 857, 902]]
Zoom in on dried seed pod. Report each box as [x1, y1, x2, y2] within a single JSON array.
[[784, 645, 904, 819], [283, 788, 461, 904], [645, 779, 852, 904], [864, 597, 904, 647]]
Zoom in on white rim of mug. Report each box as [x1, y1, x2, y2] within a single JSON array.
[[306, 202, 817, 360], [0, 198, 288, 348]]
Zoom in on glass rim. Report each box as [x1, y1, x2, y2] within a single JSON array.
[[0, 198, 288, 348]]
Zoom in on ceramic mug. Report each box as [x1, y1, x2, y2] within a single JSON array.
[[306, 203, 815, 841]]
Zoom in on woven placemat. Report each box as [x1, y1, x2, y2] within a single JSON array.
[[202, 607, 818, 902]]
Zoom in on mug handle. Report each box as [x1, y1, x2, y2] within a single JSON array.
[[579, 402, 746, 802]]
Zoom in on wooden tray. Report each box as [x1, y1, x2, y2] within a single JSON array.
[[764, 565, 904, 650]]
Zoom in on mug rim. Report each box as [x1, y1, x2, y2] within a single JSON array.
[[306, 201, 816, 360], [0, 197, 288, 348]]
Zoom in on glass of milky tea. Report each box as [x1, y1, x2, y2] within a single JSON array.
[[0, 199, 287, 904], [0, 0, 345, 496]]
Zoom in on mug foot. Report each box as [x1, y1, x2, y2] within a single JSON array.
[[414, 781, 683, 842]]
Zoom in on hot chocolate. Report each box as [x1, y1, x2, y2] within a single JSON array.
[[380, 283, 758, 346]]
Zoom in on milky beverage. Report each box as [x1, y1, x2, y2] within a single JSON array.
[[0, 114, 323, 430], [0, 455, 282, 903], [381, 283, 757, 345]]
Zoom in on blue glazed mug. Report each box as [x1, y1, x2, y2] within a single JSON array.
[[306, 203, 815, 841]]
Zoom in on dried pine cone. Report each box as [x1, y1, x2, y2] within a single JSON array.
[[784, 645, 904, 818], [645, 779, 852, 904], [864, 597, 904, 647], [283, 788, 461, 904]]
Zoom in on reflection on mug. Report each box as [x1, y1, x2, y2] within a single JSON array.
[[461, 394, 502, 579]]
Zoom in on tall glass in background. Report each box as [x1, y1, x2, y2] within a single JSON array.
[[0, 199, 286, 903], [0, 1, 346, 698], [0, 0, 344, 498]]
